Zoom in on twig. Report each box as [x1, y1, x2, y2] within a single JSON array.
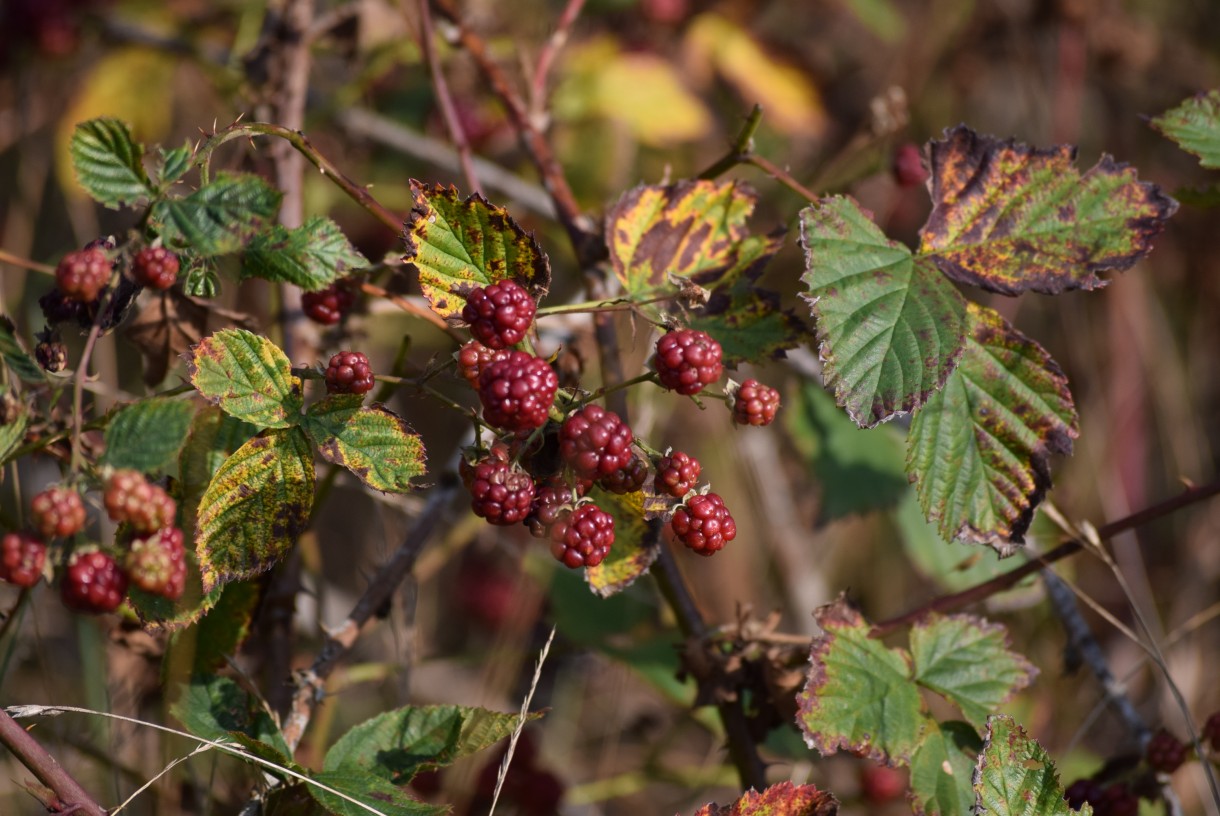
[[528, 0, 586, 123], [745, 154, 819, 203], [417, 0, 481, 194], [0, 248, 54, 275], [698, 104, 764, 180], [358, 281, 455, 334], [0, 707, 107, 816], [70, 284, 115, 474]]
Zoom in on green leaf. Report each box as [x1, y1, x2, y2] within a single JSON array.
[[186, 329, 303, 429], [605, 179, 756, 294], [170, 675, 291, 759], [0, 398, 28, 467], [183, 261, 220, 298], [1151, 90, 1220, 170], [919, 125, 1177, 295], [303, 396, 426, 493], [323, 704, 524, 783], [195, 427, 314, 591], [784, 380, 908, 521], [153, 172, 282, 256], [403, 181, 550, 320], [906, 303, 1078, 549], [242, 216, 367, 290], [910, 615, 1037, 729], [179, 405, 260, 534], [69, 117, 153, 208], [908, 720, 980, 816], [799, 196, 968, 427], [0, 318, 46, 384], [584, 488, 660, 598], [691, 781, 838, 816], [180, 580, 261, 674], [973, 715, 1090, 816], [548, 567, 655, 647], [100, 397, 195, 474], [157, 142, 193, 187], [307, 769, 445, 816], [895, 491, 1012, 593], [796, 595, 925, 764]]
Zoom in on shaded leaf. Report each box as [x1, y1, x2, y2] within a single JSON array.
[[183, 261, 220, 298], [973, 715, 1089, 816], [0, 318, 46, 384], [895, 492, 1012, 593], [920, 125, 1177, 295], [688, 781, 838, 816], [179, 406, 260, 534], [157, 142, 194, 188], [195, 427, 314, 591], [906, 303, 1078, 550], [584, 488, 660, 598], [303, 396, 426, 493], [186, 328, 303, 429], [100, 397, 195, 474], [1151, 89, 1220, 170], [402, 181, 550, 320], [833, 0, 905, 42], [242, 216, 367, 290], [153, 172, 282, 256], [170, 675, 290, 759], [181, 580, 261, 674], [800, 196, 968, 427], [908, 720, 980, 816], [69, 117, 152, 208], [307, 769, 444, 816], [0, 399, 28, 467]]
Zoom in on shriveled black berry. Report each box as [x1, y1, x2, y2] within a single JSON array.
[[1145, 728, 1187, 774]]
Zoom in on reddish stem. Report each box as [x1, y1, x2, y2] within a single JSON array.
[[0, 708, 107, 816]]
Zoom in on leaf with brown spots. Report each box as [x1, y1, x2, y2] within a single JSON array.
[[687, 782, 838, 816], [303, 395, 426, 493], [919, 125, 1177, 295], [974, 716, 1092, 816], [906, 303, 1078, 551], [584, 488, 660, 598], [195, 426, 315, 592], [402, 180, 550, 321], [186, 328, 303, 429]]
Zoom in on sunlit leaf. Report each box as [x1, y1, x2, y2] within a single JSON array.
[[186, 328, 303, 429], [585, 488, 660, 598], [69, 117, 153, 208], [153, 172, 282, 257], [303, 396, 426, 493], [1151, 89, 1220, 170], [594, 51, 713, 146], [100, 397, 195, 474], [242, 216, 367, 290], [973, 716, 1091, 816], [688, 781, 838, 816]]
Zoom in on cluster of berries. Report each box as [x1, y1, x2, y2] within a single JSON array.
[[0, 470, 188, 614]]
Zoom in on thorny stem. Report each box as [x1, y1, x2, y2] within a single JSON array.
[[0, 707, 107, 816], [698, 104, 764, 180], [417, 0, 482, 195]]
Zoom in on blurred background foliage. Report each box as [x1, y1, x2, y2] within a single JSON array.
[[1, 0, 1219, 814]]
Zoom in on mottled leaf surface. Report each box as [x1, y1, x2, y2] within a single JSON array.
[[403, 181, 550, 320], [973, 716, 1089, 816], [800, 196, 968, 427], [69, 117, 152, 208], [179, 406, 260, 534], [906, 304, 1078, 549], [101, 397, 195, 474], [303, 396, 426, 493], [908, 720, 980, 816], [920, 125, 1177, 295], [688, 781, 838, 816], [195, 427, 314, 591], [1151, 90, 1220, 170], [153, 172, 282, 256], [585, 488, 660, 598], [187, 329, 303, 429], [242, 216, 366, 290]]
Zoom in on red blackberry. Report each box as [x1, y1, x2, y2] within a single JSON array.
[[461, 279, 536, 349], [671, 492, 736, 555], [30, 486, 87, 539], [653, 329, 723, 395], [127, 527, 187, 600], [526, 482, 572, 539], [655, 451, 700, 498], [599, 455, 647, 494], [1145, 728, 1187, 773], [549, 503, 615, 569], [1097, 784, 1138, 816], [477, 351, 558, 432], [1204, 711, 1220, 752], [466, 447, 536, 526], [1063, 779, 1103, 812], [732, 379, 781, 426], [558, 405, 634, 480], [892, 142, 929, 188], [302, 282, 355, 325], [130, 246, 179, 289], [61, 550, 128, 613], [104, 470, 177, 533], [457, 341, 510, 386], [35, 337, 67, 373], [325, 351, 375, 395], [55, 248, 111, 303], [0, 532, 46, 587]]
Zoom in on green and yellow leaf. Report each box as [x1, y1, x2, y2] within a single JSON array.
[[186, 329, 303, 429], [973, 716, 1091, 816], [303, 395, 426, 493], [1151, 89, 1220, 170], [585, 488, 660, 598]]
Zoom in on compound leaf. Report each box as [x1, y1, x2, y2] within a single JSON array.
[[186, 329, 303, 429], [1151, 90, 1220, 170], [800, 196, 968, 427], [908, 720, 980, 816], [403, 181, 550, 320], [973, 715, 1089, 816], [906, 303, 1078, 550], [585, 487, 660, 598], [920, 125, 1177, 295], [689, 781, 838, 816], [242, 216, 366, 290], [101, 397, 195, 474], [154, 172, 282, 256], [70, 117, 153, 208], [303, 396, 426, 493]]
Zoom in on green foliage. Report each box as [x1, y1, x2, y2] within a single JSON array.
[[689, 781, 838, 816], [171, 675, 291, 759], [1152, 89, 1220, 170], [307, 769, 443, 816], [100, 397, 195, 474], [153, 172, 282, 256], [0, 318, 47, 384], [187, 328, 304, 429], [179, 580, 260, 674], [0, 397, 27, 467], [69, 117, 153, 209], [156, 142, 194, 188], [974, 716, 1091, 816], [584, 487, 660, 598], [242, 216, 367, 290], [908, 720, 981, 816], [303, 396, 426, 493], [894, 492, 1012, 592]]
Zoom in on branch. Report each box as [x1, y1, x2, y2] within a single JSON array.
[[528, 0, 586, 122], [0, 707, 107, 816], [417, 0, 482, 194]]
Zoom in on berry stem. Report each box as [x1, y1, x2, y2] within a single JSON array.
[[698, 103, 764, 180], [70, 278, 119, 475], [375, 375, 481, 422], [0, 707, 107, 816], [0, 248, 55, 276], [534, 292, 677, 318], [578, 372, 657, 407], [359, 281, 455, 334]]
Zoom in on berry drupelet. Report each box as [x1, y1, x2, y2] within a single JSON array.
[[302, 282, 355, 325], [0, 532, 47, 587], [732, 379, 781, 426], [461, 279, 536, 349], [599, 455, 648, 494], [30, 485, 87, 539], [130, 246, 180, 290], [104, 470, 177, 533], [127, 527, 187, 600], [476, 351, 558, 432], [466, 447, 536, 526], [325, 351, 375, 395], [457, 341, 511, 386], [671, 492, 736, 555], [653, 329, 723, 395], [655, 451, 700, 499]]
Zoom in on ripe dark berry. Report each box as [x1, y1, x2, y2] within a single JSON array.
[[477, 351, 558, 432], [550, 503, 615, 568], [1203, 711, 1220, 752], [1097, 783, 1138, 816], [302, 282, 355, 325], [526, 482, 571, 539], [732, 379, 781, 426], [0, 532, 46, 587], [61, 550, 128, 614], [1063, 778, 1103, 812], [892, 142, 929, 188], [599, 455, 647, 494], [39, 288, 88, 326], [35, 338, 68, 372], [671, 492, 736, 555], [30, 486, 87, 539], [104, 470, 177, 533], [1145, 728, 1187, 773], [457, 341, 510, 386], [461, 279, 536, 349], [559, 405, 634, 480], [55, 248, 111, 303], [127, 527, 187, 600], [130, 246, 179, 289], [653, 329, 723, 395], [325, 351, 375, 395], [655, 451, 700, 498], [466, 447, 536, 526]]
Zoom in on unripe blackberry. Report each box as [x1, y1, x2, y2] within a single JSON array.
[[302, 282, 355, 325], [599, 455, 647, 494], [892, 142, 929, 188], [35, 338, 68, 373], [457, 341, 510, 386], [30, 486, 87, 539], [127, 527, 187, 600], [0, 532, 46, 587], [549, 503, 615, 569], [55, 248, 111, 302], [477, 351, 558, 432], [130, 246, 179, 289], [1204, 711, 1220, 752], [526, 482, 571, 539], [671, 492, 736, 555], [1063, 779, 1103, 812], [653, 329, 723, 395], [655, 451, 700, 498], [732, 379, 780, 426], [1145, 728, 1187, 773], [466, 447, 536, 526], [104, 470, 177, 533], [558, 405, 634, 480], [61, 550, 128, 614], [461, 279, 536, 349], [325, 351, 375, 395]]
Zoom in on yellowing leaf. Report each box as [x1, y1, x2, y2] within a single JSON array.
[[585, 488, 659, 598]]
